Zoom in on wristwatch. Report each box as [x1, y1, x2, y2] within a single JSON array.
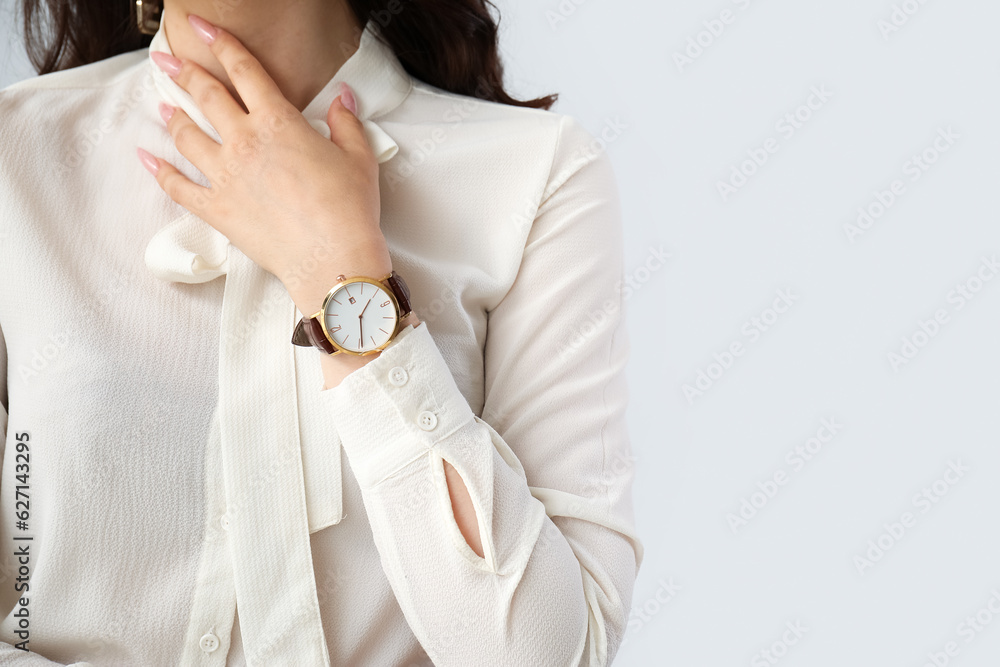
[[291, 270, 412, 356]]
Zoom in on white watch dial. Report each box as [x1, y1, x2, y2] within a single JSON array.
[[323, 280, 398, 353]]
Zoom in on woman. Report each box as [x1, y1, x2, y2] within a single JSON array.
[[0, 0, 642, 664]]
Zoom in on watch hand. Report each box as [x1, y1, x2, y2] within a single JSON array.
[[359, 295, 374, 317], [359, 296, 375, 350]]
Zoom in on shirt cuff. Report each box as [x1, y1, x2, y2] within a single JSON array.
[[319, 321, 476, 490]]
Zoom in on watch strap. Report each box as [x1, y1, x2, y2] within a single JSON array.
[[294, 316, 337, 354], [384, 270, 412, 318]]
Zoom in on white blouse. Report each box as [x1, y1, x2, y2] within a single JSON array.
[[0, 10, 642, 667]]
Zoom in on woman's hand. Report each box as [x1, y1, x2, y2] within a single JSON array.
[[136, 13, 391, 316]]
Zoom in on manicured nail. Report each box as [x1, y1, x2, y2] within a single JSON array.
[[151, 51, 182, 77], [339, 82, 357, 116], [158, 101, 175, 124], [137, 147, 159, 175], [187, 14, 218, 44]]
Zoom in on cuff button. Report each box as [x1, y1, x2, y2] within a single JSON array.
[[388, 366, 408, 386], [417, 410, 438, 431]]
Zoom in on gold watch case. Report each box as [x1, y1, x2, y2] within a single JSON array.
[[315, 273, 401, 356]]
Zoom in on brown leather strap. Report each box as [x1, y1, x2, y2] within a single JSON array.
[[295, 316, 336, 354], [384, 270, 412, 317]]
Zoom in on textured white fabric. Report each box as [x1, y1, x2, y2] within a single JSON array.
[[0, 11, 642, 667]]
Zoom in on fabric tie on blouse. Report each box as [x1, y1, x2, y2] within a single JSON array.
[[141, 11, 411, 665]]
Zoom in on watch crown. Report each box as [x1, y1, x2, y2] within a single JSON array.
[[336, 274, 346, 281]]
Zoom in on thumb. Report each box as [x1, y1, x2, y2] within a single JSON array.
[[327, 82, 370, 155]]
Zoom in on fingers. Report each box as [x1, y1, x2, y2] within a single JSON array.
[[174, 60, 247, 134], [326, 84, 372, 158], [136, 148, 216, 222], [187, 14, 288, 115], [151, 51, 245, 138], [161, 103, 220, 173]]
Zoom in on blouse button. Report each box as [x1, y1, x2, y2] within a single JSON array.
[[417, 411, 438, 431], [220, 514, 230, 531], [388, 366, 408, 386], [199, 632, 220, 653]]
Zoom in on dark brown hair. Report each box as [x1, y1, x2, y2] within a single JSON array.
[[18, 0, 557, 109]]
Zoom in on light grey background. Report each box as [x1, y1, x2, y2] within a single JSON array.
[[4, 1, 1000, 666]]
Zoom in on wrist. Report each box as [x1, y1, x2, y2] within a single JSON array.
[[320, 312, 422, 390], [286, 246, 392, 316]]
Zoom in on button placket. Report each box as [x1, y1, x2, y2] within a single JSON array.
[[179, 407, 237, 666]]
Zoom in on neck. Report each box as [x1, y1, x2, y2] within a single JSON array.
[[162, 0, 362, 111]]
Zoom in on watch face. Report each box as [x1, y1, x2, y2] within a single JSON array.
[[322, 279, 398, 354]]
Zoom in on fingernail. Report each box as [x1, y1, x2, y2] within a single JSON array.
[[158, 101, 175, 124], [151, 51, 182, 77], [187, 14, 218, 44], [339, 82, 357, 116], [137, 147, 159, 175]]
